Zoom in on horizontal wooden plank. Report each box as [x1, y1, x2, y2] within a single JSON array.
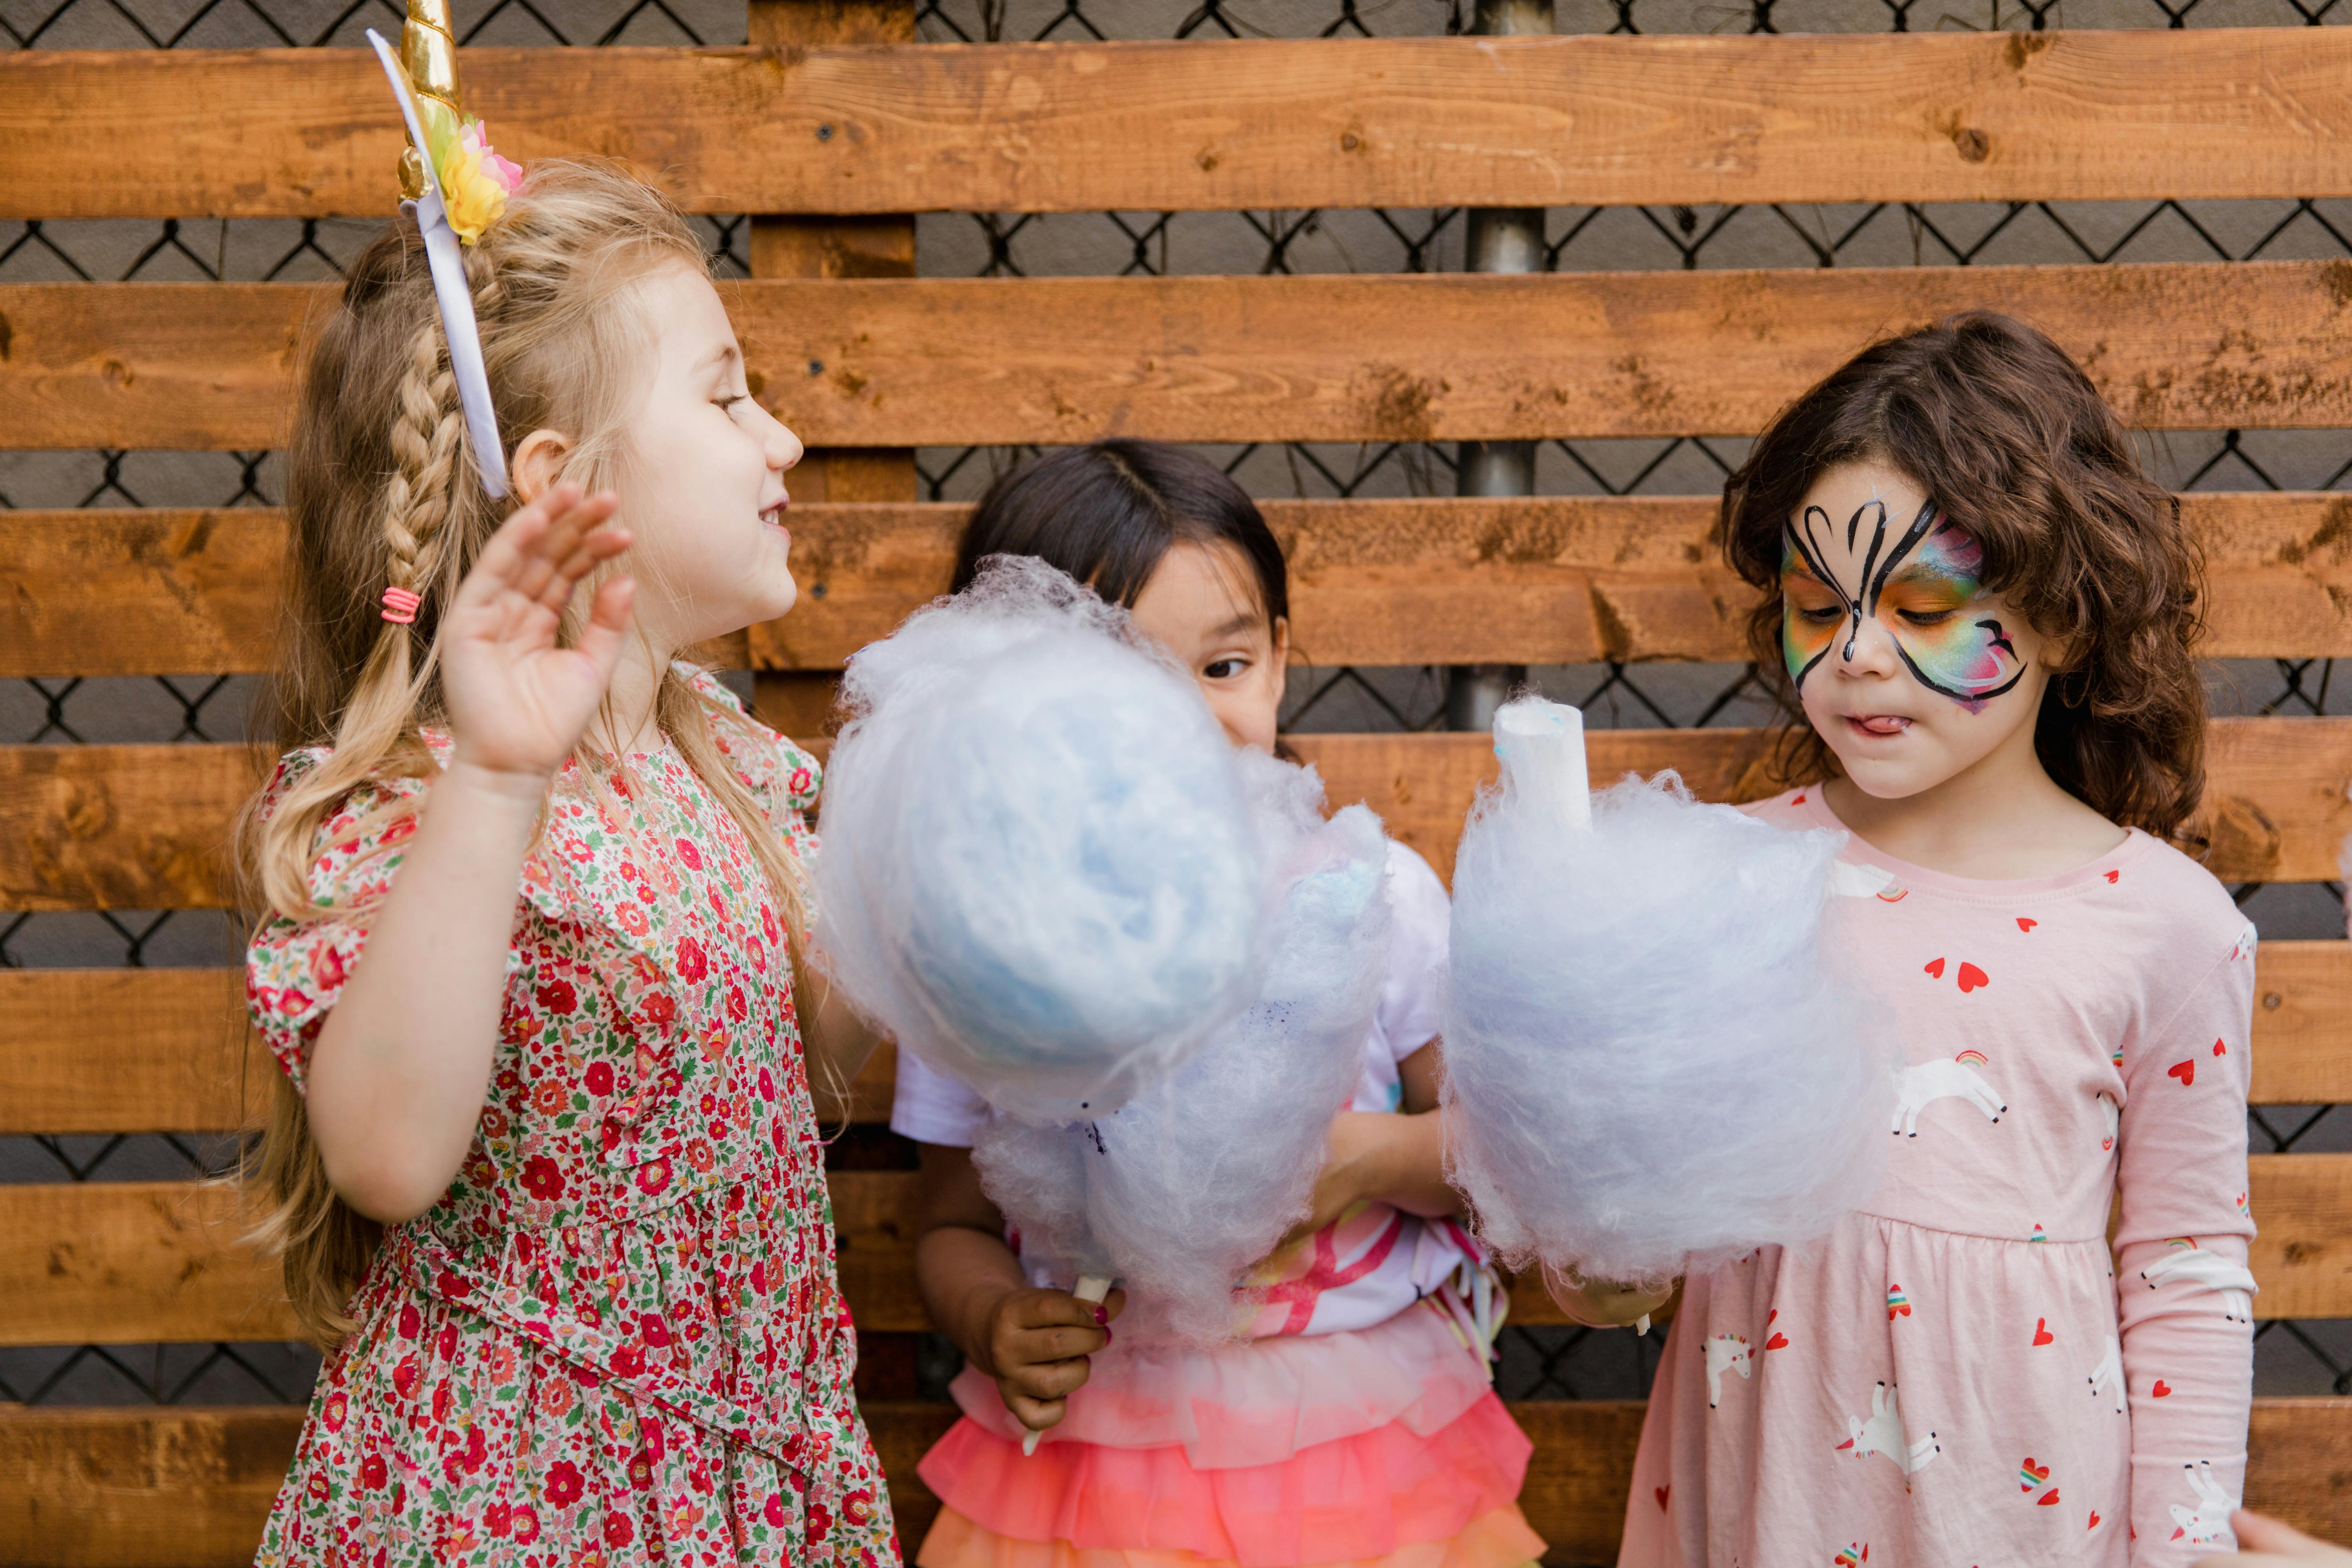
[[8, 32, 2352, 221], [0, 742, 261, 911], [0, 969, 271, 1135], [10, 262, 2352, 450], [2253, 941, 2352, 1106], [5, 1156, 2343, 1346], [7, 943, 2343, 1138], [0, 967, 899, 1135], [1, 1397, 2344, 1567], [1285, 718, 2352, 888], [5, 719, 2342, 912], [15, 492, 2352, 678], [0, 1172, 929, 1345]]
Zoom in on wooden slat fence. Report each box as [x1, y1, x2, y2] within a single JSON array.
[[6, 13, 2352, 1566]]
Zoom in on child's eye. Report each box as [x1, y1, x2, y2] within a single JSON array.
[[714, 394, 745, 413], [1896, 609, 1959, 628], [1792, 605, 1844, 626], [1203, 658, 1247, 679]]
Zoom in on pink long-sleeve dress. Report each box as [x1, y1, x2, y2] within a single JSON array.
[[1617, 788, 2257, 1568]]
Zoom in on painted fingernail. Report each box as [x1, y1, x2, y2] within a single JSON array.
[[1093, 1305, 1107, 1326]]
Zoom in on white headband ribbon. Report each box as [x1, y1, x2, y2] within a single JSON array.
[[365, 27, 510, 501]]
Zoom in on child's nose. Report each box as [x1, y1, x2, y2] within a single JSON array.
[[752, 401, 804, 472], [1836, 614, 1904, 679]]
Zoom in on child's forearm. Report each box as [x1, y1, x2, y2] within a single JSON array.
[[1360, 1108, 1458, 1218], [305, 759, 546, 1223], [915, 1223, 1031, 1376]]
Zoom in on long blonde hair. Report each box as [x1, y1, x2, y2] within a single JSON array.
[[239, 160, 811, 1345]]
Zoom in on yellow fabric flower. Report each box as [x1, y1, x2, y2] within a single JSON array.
[[439, 121, 523, 246]]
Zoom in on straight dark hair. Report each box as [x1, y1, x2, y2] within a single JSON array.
[[1721, 311, 2208, 839], [952, 441, 1289, 627]]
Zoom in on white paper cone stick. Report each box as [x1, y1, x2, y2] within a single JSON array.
[[1022, 1273, 1116, 1456], [1492, 699, 1590, 833]]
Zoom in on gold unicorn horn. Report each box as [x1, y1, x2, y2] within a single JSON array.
[[395, 0, 463, 200]]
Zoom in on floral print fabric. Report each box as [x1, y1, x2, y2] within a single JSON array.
[[245, 666, 896, 1567]]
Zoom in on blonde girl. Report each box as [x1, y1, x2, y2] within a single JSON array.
[[239, 161, 896, 1564]]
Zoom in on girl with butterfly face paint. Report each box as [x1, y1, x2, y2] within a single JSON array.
[[1616, 315, 2257, 1568], [1775, 461, 2066, 836]]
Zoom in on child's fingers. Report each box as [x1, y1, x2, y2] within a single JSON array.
[[452, 491, 564, 611], [510, 494, 622, 608], [2221, 1510, 2351, 1560], [1100, 1287, 1127, 1323], [1002, 1391, 1065, 1436], [573, 578, 637, 677], [1002, 1354, 1093, 1405], [1010, 1290, 1112, 1334], [1006, 1321, 1106, 1366]]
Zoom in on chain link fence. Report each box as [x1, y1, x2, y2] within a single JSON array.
[[4, 0, 2345, 1462]]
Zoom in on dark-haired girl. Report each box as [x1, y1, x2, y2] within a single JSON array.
[[895, 442, 1548, 1568], [1611, 315, 2257, 1567]]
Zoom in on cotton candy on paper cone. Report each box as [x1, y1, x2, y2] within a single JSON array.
[[975, 749, 1393, 1348], [813, 557, 1267, 1123], [1443, 696, 1889, 1291]]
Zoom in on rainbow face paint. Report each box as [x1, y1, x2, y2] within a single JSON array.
[[1781, 499, 2024, 709]]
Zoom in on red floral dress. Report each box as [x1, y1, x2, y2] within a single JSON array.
[[245, 668, 895, 1567]]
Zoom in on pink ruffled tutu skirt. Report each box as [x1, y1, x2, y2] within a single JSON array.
[[913, 1300, 1546, 1568]]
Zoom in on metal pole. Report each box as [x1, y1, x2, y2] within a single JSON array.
[[1446, 0, 1551, 734]]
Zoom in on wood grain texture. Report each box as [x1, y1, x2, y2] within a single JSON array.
[[0, 1182, 300, 1347], [2, 1398, 2343, 1566], [2252, 941, 2352, 1106], [12, 263, 2352, 450], [0, 971, 901, 1134], [8, 945, 2340, 1138], [5, 720, 2342, 910], [0, 742, 258, 911], [8, 31, 2352, 219], [0, 969, 270, 1135], [1286, 719, 2352, 888], [5, 1157, 2341, 1346], [14, 492, 2352, 678]]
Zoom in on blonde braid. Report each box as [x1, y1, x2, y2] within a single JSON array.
[[382, 316, 469, 608]]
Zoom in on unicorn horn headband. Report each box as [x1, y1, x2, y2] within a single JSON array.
[[365, 1, 522, 504]]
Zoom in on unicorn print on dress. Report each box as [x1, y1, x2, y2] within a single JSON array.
[[1703, 1332, 1754, 1407], [2168, 1461, 2239, 1547], [1828, 861, 1905, 901], [1890, 1051, 2005, 1137], [2140, 1239, 2259, 1323], [2231, 921, 2258, 962], [1836, 1382, 1939, 1481], [2085, 1335, 2126, 1415], [2097, 1092, 2119, 1153], [1833, 1546, 1869, 1566]]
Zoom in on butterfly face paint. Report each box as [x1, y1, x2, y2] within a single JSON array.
[[1782, 499, 2025, 711]]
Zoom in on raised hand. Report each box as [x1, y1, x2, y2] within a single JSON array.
[[438, 483, 634, 783]]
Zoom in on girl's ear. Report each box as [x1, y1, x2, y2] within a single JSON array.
[[1271, 613, 1292, 667], [510, 429, 575, 505]]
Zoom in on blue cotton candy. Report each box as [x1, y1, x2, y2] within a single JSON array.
[[813, 557, 1266, 1122], [1442, 696, 1890, 1291], [974, 750, 1393, 1347]]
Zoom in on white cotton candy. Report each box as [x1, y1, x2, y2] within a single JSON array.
[[1443, 696, 1890, 1292], [974, 750, 1392, 1347], [812, 556, 1267, 1122]]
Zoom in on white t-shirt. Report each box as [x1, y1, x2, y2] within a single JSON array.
[[892, 839, 1478, 1337]]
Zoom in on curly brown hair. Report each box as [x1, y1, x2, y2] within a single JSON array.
[[1720, 310, 2208, 838]]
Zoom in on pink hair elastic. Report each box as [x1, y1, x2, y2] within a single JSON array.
[[380, 586, 422, 625]]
